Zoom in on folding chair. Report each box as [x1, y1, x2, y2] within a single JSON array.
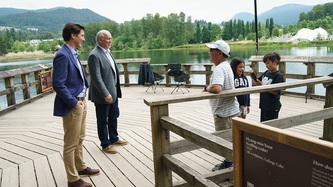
[[167, 64, 190, 94], [138, 64, 164, 93]]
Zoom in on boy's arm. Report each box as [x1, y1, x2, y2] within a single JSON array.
[[248, 67, 260, 84]]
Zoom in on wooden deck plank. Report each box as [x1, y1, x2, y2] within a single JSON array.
[[21, 132, 63, 150], [103, 146, 154, 187], [17, 134, 63, 152], [175, 152, 211, 173], [0, 157, 16, 168], [47, 152, 67, 187], [1, 166, 18, 187], [83, 141, 133, 187], [190, 149, 223, 168], [0, 142, 42, 159], [34, 156, 57, 187], [19, 160, 38, 187], [81, 145, 115, 187], [0, 86, 330, 187], [9, 139, 56, 156], [0, 148, 30, 164]]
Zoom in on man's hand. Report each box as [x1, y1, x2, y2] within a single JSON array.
[[76, 101, 84, 106], [104, 94, 113, 103]]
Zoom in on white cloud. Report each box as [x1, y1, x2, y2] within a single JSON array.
[[1, 0, 332, 23]]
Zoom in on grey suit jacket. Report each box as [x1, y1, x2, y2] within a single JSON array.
[[87, 46, 122, 104]]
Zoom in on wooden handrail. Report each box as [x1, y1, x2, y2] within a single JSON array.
[[249, 55, 333, 63], [144, 76, 333, 106], [145, 75, 333, 186]]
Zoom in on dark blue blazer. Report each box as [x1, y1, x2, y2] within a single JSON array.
[[52, 44, 88, 116]]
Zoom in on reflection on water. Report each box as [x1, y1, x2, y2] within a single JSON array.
[[0, 47, 332, 109], [0, 58, 53, 71]]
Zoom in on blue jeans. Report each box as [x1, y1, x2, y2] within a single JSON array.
[[95, 98, 120, 148]]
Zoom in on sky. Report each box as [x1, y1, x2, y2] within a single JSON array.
[[1, 0, 333, 23]]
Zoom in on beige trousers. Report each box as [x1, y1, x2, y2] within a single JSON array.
[[213, 113, 239, 131], [62, 99, 87, 182]]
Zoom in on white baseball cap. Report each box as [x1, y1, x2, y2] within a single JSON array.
[[205, 40, 230, 57]]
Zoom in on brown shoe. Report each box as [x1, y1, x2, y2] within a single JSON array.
[[102, 145, 117, 154], [68, 179, 92, 187], [111, 139, 128, 146], [78, 167, 100, 175]]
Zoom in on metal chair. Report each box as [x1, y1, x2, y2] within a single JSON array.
[[167, 64, 190, 94], [138, 64, 164, 93]]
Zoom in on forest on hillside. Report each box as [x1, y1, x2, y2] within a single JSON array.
[[0, 2, 332, 56]]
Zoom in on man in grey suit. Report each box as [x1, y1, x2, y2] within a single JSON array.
[[87, 30, 127, 154]]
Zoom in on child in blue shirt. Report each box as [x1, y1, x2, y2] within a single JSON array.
[[230, 57, 250, 119]]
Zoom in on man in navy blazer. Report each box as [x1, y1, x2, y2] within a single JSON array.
[[88, 30, 127, 154], [52, 22, 99, 187]]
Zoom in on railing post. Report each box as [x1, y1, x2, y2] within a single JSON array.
[[5, 77, 15, 106], [306, 62, 315, 96], [204, 64, 212, 86], [183, 65, 191, 87], [279, 61, 286, 81], [322, 83, 333, 142], [150, 104, 172, 187], [164, 65, 171, 87], [122, 63, 130, 87], [21, 73, 30, 100], [34, 71, 42, 94], [250, 60, 259, 85]]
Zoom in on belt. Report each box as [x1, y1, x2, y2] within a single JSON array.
[[76, 97, 85, 101]]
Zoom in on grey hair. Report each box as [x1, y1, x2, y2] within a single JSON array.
[[95, 30, 110, 44]]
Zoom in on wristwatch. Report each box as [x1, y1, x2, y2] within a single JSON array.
[[204, 85, 208, 91]]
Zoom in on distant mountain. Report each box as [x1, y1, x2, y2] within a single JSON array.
[[231, 4, 314, 26], [231, 12, 254, 23], [0, 8, 28, 16], [0, 7, 109, 32]]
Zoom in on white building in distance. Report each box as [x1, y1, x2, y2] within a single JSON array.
[[289, 27, 328, 42]]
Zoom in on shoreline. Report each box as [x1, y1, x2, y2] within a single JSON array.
[[0, 51, 54, 62]]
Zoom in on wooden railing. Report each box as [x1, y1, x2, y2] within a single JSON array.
[[249, 56, 333, 98], [0, 58, 152, 115], [0, 63, 54, 115], [144, 75, 333, 187], [1, 56, 332, 115]]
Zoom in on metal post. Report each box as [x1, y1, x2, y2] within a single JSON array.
[[254, 0, 259, 55]]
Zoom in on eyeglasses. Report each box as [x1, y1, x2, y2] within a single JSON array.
[[209, 48, 220, 52]]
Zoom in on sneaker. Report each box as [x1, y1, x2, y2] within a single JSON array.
[[111, 139, 128, 146], [102, 145, 117, 154], [212, 159, 233, 171]]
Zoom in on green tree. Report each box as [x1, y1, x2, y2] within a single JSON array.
[[272, 28, 279, 37], [269, 18, 274, 37], [37, 41, 51, 52], [0, 35, 8, 55], [195, 21, 201, 43], [210, 24, 222, 41], [201, 26, 210, 43]]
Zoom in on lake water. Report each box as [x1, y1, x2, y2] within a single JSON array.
[[0, 46, 332, 109]]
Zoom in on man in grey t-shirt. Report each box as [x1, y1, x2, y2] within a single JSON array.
[[203, 40, 239, 131]]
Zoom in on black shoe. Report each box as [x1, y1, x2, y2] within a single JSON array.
[[78, 167, 100, 175], [68, 179, 92, 187]]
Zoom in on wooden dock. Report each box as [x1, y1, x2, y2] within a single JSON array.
[[0, 86, 327, 187]]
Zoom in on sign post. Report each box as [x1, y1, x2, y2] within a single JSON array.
[[39, 70, 52, 92]]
